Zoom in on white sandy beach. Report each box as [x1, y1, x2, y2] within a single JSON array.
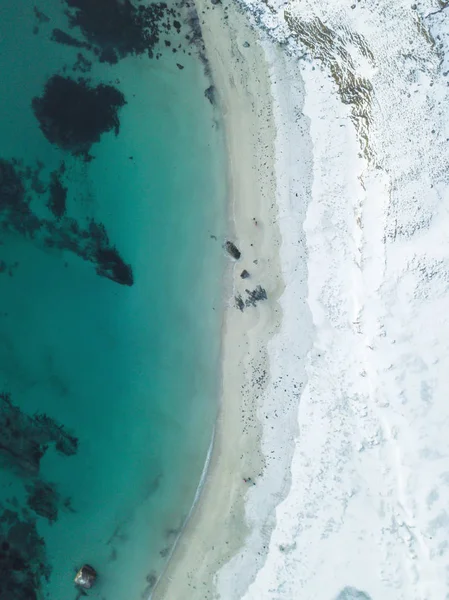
[[153, 0, 290, 597], [154, 0, 449, 599]]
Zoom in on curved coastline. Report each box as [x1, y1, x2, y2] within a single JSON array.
[[152, 0, 307, 597], [154, 0, 449, 599], [151, 425, 216, 597]]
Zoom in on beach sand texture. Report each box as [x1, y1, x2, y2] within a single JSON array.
[[153, 0, 308, 598], [155, 0, 449, 599]]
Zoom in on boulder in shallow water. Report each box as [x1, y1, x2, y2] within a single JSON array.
[[75, 565, 97, 589], [225, 240, 241, 260]]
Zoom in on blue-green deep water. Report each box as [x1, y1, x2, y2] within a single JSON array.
[[0, 1, 226, 598]]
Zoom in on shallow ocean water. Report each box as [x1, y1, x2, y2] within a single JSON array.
[[0, 1, 225, 598]]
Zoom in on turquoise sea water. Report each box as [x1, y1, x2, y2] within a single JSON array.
[[0, 1, 225, 598]]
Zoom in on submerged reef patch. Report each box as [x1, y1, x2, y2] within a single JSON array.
[[39, 0, 215, 87], [43, 218, 134, 286], [0, 158, 40, 236], [0, 391, 78, 476], [48, 164, 67, 219], [25, 480, 60, 523], [32, 75, 126, 159], [0, 506, 49, 600], [72, 52, 93, 74], [0, 158, 133, 285], [64, 0, 179, 62], [50, 28, 91, 50], [0, 392, 79, 597]]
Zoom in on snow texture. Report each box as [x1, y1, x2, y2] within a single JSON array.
[[218, 1, 449, 598]]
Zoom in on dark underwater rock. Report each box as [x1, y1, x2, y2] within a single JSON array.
[[73, 52, 93, 73], [29, 163, 47, 195], [0, 392, 78, 476], [51, 28, 91, 50], [0, 158, 133, 285], [0, 159, 41, 236], [95, 247, 133, 286], [0, 158, 26, 210], [64, 0, 177, 62], [25, 481, 60, 523], [225, 240, 241, 260], [48, 168, 67, 219], [0, 507, 49, 599], [32, 75, 126, 157], [44, 217, 134, 286], [87, 221, 133, 286]]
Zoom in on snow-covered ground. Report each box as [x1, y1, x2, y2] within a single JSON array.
[[218, 1, 449, 598]]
